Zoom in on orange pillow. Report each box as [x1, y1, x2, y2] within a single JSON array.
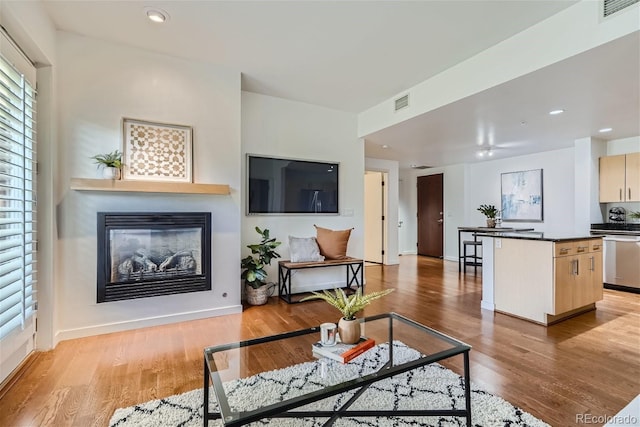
[[314, 225, 353, 260]]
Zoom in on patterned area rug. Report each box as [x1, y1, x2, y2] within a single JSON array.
[[110, 342, 549, 427]]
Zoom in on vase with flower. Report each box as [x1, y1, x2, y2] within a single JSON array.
[[300, 287, 394, 344]]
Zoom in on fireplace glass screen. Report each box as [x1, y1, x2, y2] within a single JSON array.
[[97, 212, 211, 302]]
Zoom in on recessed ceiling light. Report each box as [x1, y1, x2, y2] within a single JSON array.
[[145, 8, 169, 23], [549, 109, 565, 115], [382, 144, 389, 149], [599, 127, 613, 133]]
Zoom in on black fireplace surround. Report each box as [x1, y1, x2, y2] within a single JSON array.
[[97, 212, 211, 303]]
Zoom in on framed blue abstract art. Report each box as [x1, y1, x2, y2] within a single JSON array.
[[501, 169, 543, 222]]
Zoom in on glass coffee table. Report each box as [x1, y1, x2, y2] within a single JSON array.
[[203, 312, 472, 426]]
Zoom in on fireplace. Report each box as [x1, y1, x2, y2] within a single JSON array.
[[97, 212, 211, 303]]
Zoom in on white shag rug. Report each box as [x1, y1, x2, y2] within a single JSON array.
[[110, 342, 549, 427]]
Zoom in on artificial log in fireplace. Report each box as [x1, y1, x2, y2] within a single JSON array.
[[97, 212, 211, 303]]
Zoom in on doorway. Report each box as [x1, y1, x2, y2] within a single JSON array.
[[417, 174, 444, 258], [364, 171, 386, 264]]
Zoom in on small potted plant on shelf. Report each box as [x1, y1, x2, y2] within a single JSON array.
[[91, 150, 122, 180], [241, 227, 281, 305], [300, 287, 394, 344], [629, 211, 640, 223], [477, 204, 499, 228]]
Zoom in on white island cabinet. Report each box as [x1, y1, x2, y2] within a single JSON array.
[[481, 233, 603, 326]]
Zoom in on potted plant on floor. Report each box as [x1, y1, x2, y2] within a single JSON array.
[[300, 287, 394, 344], [91, 150, 122, 180], [477, 204, 499, 228], [241, 227, 281, 305]]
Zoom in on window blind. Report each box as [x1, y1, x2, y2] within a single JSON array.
[[0, 51, 37, 340]]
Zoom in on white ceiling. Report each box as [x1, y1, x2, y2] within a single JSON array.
[[41, 0, 639, 168], [365, 32, 640, 167]]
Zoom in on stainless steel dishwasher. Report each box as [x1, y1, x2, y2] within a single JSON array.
[[603, 235, 640, 290]]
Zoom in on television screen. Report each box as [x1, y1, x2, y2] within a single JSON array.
[[247, 155, 339, 214]]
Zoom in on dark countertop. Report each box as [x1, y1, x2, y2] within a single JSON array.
[[475, 231, 602, 242], [458, 226, 534, 232], [590, 223, 640, 236]]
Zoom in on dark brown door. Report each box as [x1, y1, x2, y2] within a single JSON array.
[[417, 174, 444, 257]]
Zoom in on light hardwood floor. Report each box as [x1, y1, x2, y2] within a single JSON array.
[[1, 255, 638, 426]]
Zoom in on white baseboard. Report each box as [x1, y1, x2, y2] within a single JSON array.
[[54, 305, 243, 344], [481, 300, 495, 311], [400, 252, 457, 263]]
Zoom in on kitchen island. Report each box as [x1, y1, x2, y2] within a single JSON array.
[[478, 232, 603, 325]]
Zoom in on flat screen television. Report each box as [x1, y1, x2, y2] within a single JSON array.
[[247, 155, 339, 214]]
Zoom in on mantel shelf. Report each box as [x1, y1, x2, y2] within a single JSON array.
[[70, 178, 230, 195]]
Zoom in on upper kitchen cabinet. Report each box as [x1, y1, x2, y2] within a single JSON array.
[[599, 153, 640, 202]]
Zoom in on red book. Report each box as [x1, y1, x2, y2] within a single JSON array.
[[312, 338, 376, 363], [341, 338, 375, 362]]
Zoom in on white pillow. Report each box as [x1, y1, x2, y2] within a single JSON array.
[[288, 236, 325, 262]]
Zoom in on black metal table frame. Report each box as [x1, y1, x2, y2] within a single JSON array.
[[203, 312, 472, 427], [278, 259, 364, 304]]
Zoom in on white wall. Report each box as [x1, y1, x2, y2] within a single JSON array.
[[607, 136, 640, 155], [55, 32, 242, 342], [241, 92, 363, 293], [398, 137, 640, 262], [399, 164, 465, 260], [399, 148, 582, 261], [466, 148, 576, 234], [575, 137, 607, 232]]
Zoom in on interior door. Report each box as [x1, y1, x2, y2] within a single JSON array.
[[364, 172, 384, 263], [417, 174, 443, 257]]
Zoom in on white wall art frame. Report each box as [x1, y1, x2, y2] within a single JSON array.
[[122, 118, 193, 182], [501, 169, 543, 222]]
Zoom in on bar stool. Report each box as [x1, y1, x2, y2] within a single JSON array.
[[462, 239, 482, 275]]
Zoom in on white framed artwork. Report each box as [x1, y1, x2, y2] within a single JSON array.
[[122, 118, 193, 183], [501, 169, 543, 222]]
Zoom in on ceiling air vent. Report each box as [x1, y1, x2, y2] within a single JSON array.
[[394, 94, 409, 112], [603, 0, 639, 17], [411, 165, 431, 170]]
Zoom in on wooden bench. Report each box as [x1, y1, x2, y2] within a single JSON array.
[[278, 257, 364, 304]]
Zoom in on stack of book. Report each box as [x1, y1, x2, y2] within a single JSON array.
[[312, 337, 375, 363]]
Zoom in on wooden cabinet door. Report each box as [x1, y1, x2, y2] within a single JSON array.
[[554, 255, 576, 314], [574, 247, 603, 308], [588, 239, 604, 304], [626, 152, 640, 202], [554, 240, 603, 315], [589, 252, 604, 303], [599, 155, 626, 202]]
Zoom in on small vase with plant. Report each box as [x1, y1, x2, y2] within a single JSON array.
[[477, 204, 499, 228], [241, 227, 281, 305], [300, 287, 394, 344], [91, 150, 122, 180], [629, 211, 640, 223]]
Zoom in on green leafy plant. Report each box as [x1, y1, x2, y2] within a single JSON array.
[[241, 227, 281, 289], [629, 211, 640, 220], [300, 287, 394, 320], [477, 204, 499, 219], [91, 150, 122, 169]]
